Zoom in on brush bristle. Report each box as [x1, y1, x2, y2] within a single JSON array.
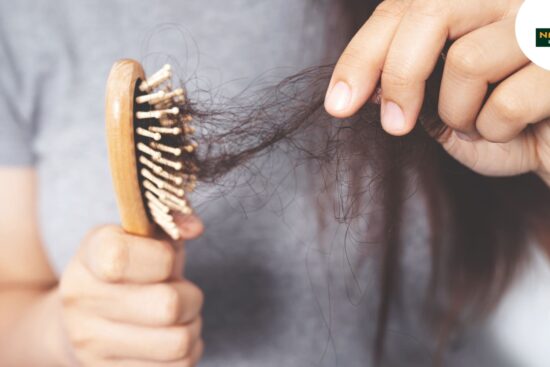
[[133, 64, 197, 240]]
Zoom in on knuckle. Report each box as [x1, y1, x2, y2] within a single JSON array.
[[156, 284, 182, 325], [70, 333, 93, 352], [447, 40, 487, 78], [62, 312, 98, 355], [91, 227, 128, 282], [373, 0, 409, 20], [59, 262, 83, 308], [490, 89, 526, 123], [338, 45, 370, 72], [167, 327, 192, 360], [59, 282, 78, 307], [67, 327, 95, 352], [382, 64, 415, 90], [89, 224, 120, 242], [191, 283, 205, 312], [408, 0, 447, 19], [59, 272, 74, 302]]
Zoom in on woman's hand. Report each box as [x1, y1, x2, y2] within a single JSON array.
[[58, 218, 204, 366], [325, 0, 550, 186]]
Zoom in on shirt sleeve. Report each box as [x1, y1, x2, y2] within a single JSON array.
[[0, 24, 35, 166]]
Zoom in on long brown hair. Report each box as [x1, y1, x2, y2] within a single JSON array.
[[175, 0, 550, 362]]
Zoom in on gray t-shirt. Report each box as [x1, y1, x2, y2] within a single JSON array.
[[0, 1, 511, 366]]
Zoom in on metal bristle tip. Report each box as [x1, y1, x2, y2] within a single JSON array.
[[134, 63, 198, 239]]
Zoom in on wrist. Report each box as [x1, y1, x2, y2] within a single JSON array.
[[42, 290, 75, 367], [0, 289, 74, 367]]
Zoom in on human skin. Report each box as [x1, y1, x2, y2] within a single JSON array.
[[3, 3, 549, 365], [325, 0, 550, 187], [0, 168, 205, 367]]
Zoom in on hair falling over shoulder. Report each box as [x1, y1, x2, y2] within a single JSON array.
[[168, 0, 550, 363]]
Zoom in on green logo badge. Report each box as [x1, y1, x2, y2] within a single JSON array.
[[536, 28, 550, 47]]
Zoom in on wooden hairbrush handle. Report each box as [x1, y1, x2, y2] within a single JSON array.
[[105, 60, 154, 237]]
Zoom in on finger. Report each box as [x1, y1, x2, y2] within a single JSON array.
[[170, 214, 203, 277], [325, 0, 411, 118], [81, 225, 175, 283], [90, 280, 203, 326], [476, 64, 550, 142], [108, 340, 204, 367], [380, 0, 514, 136], [80, 316, 202, 362], [440, 129, 540, 177], [439, 18, 528, 138], [380, 6, 445, 135], [174, 214, 204, 240]]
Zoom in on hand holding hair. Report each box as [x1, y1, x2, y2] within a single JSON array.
[[326, 0, 550, 186], [57, 218, 204, 366]]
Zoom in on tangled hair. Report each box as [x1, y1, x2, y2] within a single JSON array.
[[171, 0, 550, 363]]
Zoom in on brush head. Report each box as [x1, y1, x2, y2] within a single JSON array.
[[106, 60, 197, 240]]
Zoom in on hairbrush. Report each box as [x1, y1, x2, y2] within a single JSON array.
[[105, 60, 198, 240]]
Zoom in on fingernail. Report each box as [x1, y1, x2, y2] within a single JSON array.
[[455, 130, 481, 142], [325, 81, 352, 112], [381, 100, 406, 134]]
